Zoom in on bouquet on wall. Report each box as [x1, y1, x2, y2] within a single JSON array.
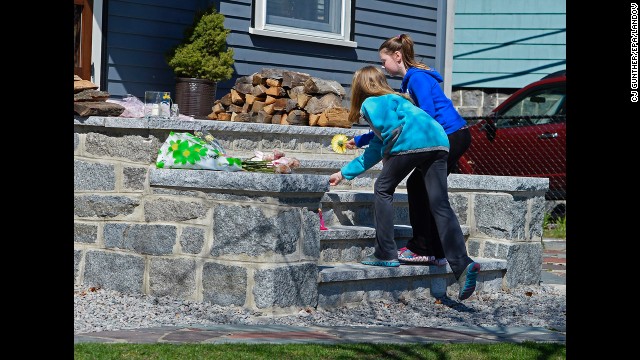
[[155, 131, 301, 174], [155, 131, 243, 171], [244, 150, 301, 174]]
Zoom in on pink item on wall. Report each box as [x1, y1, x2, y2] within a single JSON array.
[[318, 208, 328, 231]]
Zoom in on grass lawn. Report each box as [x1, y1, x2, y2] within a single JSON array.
[[74, 342, 566, 359]]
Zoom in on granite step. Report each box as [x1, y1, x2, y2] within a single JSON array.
[[320, 188, 468, 228], [319, 224, 470, 264], [317, 257, 507, 309], [321, 190, 410, 226]]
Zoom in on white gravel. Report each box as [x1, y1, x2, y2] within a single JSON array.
[[74, 284, 566, 334]]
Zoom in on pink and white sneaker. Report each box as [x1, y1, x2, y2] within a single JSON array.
[[398, 248, 435, 263]]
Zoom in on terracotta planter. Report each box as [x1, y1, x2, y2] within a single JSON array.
[[174, 77, 217, 119]]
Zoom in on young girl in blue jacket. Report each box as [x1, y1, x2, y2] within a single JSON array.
[[347, 34, 471, 267], [329, 66, 480, 300]]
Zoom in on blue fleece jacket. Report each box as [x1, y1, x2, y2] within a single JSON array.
[[341, 94, 449, 180], [353, 67, 466, 148]]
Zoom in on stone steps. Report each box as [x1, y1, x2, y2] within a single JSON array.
[[314, 189, 506, 307]]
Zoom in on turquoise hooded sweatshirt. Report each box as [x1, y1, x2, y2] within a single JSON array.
[[341, 94, 449, 180]]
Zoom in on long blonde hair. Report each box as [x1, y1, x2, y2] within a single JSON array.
[[348, 65, 411, 123], [378, 33, 430, 71]]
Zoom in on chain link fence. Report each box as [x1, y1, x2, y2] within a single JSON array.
[[455, 114, 566, 218]]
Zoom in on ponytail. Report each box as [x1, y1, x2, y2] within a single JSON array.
[[379, 33, 430, 70]]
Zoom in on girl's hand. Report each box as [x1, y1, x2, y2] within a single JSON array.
[[329, 171, 344, 186], [345, 138, 357, 149]]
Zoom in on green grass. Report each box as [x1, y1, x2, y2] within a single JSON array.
[[74, 342, 566, 359], [543, 213, 566, 239]]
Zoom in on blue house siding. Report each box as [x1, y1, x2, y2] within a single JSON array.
[[101, 0, 446, 102], [219, 0, 441, 100], [103, 0, 209, 97], [452, 0, 566, 89]]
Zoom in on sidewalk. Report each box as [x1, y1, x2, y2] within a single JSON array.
[[74, 324, 565, 344], [540, 238, 566, 288], [74, 238, 566, 345]]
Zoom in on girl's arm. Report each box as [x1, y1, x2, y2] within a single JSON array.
[[340, 138, 383, 180], [353, 131, 375, 147]]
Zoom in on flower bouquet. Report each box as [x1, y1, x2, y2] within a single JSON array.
[[155, 131, 243, 171], [244, 149, 301, 174], [155, 131, 301, 174]]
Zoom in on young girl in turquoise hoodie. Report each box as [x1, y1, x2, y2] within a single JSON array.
[[329, 66, 480, 300]]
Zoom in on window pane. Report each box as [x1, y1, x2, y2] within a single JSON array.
[[503, 87, 565, 117], [266, 0, 341, 34], [497, 86, 566, 127]]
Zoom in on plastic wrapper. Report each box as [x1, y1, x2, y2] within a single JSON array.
[[155, 132, 243, 171], [107, 95, 194, 120], [107, 95, 145, 118]]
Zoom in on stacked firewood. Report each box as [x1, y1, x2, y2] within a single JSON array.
[[207, 68, 353, 128], [74, 75, 125, 117]]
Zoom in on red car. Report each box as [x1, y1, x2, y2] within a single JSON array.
[[456, 71, 566, 200]]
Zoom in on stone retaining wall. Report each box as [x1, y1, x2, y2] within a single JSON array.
[[74, 116, 548, 312]]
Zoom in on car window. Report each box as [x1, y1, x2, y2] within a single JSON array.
[[496, 86, 566, 128]]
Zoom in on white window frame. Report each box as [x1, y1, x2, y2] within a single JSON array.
[[91, 0, 104, 88], [250, 0, 357, 48]]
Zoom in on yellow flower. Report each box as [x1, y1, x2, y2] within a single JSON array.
[[331, 134, 348, 154]]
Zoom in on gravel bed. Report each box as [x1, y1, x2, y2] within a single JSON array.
[[74, 284, 566, 334]]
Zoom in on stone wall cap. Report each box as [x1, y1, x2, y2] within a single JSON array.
[[150, 168, 330, 193], [74, 116, 372, 137], [448, 173, 548, 192]]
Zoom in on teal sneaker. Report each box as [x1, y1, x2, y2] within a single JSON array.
[[361, 254, 400, 267], [458, 262, 481, 300]]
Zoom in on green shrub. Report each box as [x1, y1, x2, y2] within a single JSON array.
[[543, 213, 566, 239], [166, 7, 235, 82]]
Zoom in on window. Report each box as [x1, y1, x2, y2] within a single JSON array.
[[250, 0, 356, 47], [497, 86, 566, 127]]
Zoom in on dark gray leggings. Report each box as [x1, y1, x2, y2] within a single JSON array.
[[373, 150, 472, 279]]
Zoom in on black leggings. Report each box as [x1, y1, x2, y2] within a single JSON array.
[[375, 150, 472, 279], [405, 127, 471, 259]]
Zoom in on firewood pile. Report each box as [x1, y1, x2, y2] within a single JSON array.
[[74, 75, 125, 117], [207, 68, 353, 128]]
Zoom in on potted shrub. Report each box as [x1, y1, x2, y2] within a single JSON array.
[[166, 6, 235, 118]]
